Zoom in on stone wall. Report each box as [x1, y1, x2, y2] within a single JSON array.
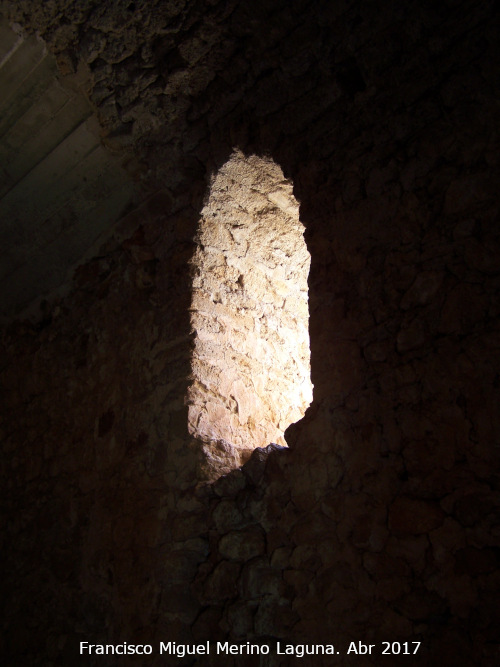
[[0, 20, 136, 320], [0, 0, 499, 665], [189, 151, 312, 458]]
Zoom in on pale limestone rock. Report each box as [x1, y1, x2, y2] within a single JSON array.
[[188, 151, 312, 454]]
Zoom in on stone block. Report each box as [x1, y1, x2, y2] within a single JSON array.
[[389, 497, 445, 535], [203, 561, 241, 602], [218, 528, 266, 561]]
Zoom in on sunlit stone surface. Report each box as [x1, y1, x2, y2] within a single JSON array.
[[189, 151, 312, 456]]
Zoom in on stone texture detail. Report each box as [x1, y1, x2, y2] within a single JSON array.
[[189, 151, 312, 455]]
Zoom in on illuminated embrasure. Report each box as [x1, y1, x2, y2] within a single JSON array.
[[189, 151, 312, 460]]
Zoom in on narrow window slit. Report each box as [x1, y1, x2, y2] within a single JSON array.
[[188, 151, 312, 469]]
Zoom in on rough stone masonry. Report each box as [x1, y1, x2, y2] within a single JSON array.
[[0, 0, 499, 665]]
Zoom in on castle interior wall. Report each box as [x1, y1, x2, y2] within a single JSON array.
[[0, 0, 499, 664]]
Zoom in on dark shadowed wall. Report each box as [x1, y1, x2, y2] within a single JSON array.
[[1, 1, 499, 665]]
